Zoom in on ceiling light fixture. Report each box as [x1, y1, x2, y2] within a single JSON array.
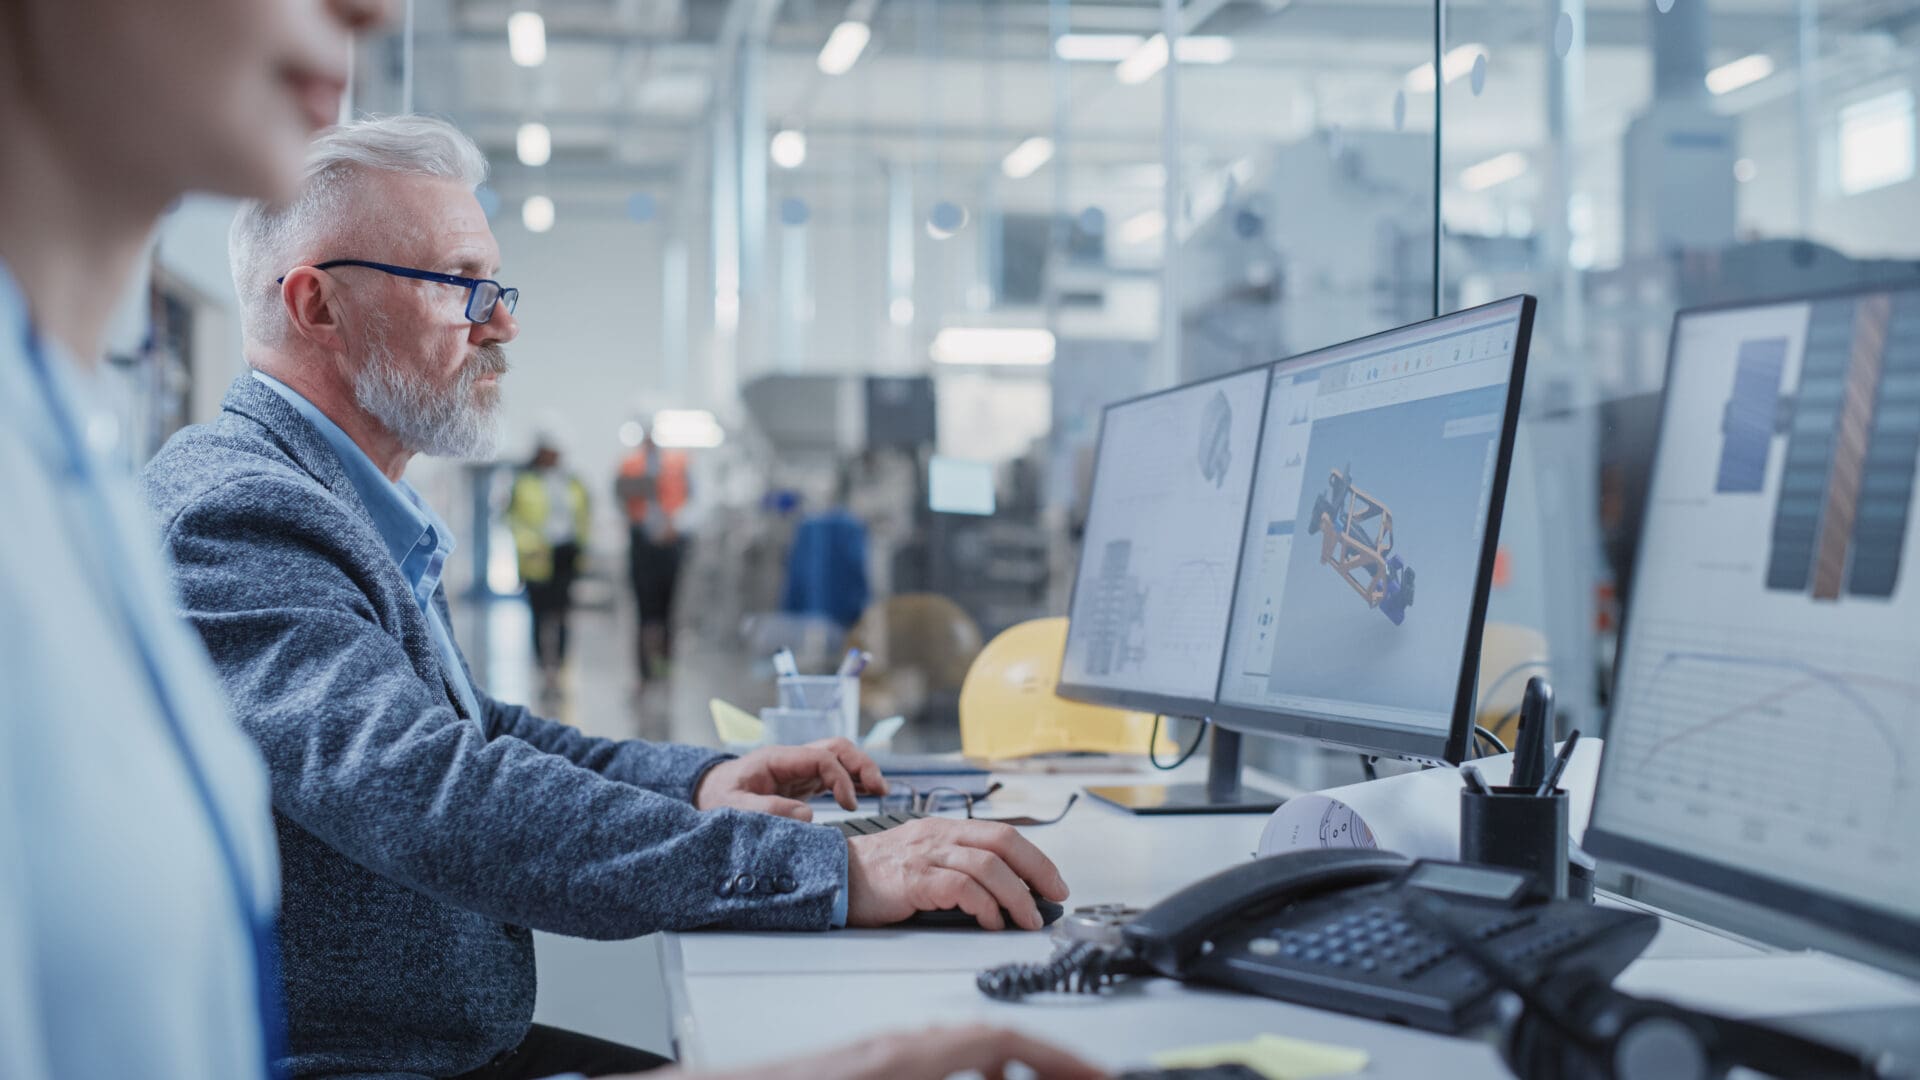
[[507, 11, 546, 68], [522, 195, 555, 233], [817, 20, 872, 76], [1001, 136, 1056, 180], [1174, 36, 1235, 64], [1405, 43, 1486, 93], [1460, 151, 1528, 192], [1118, 209, 1166, 245], [1116, 33, 1170, 84], [770, 129, 808, 169], [1705, 53, 1774, 95], [516, 122, 551, 167], [1055, 34, 1146, 62]]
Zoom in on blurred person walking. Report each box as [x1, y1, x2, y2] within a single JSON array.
[[617, 427, 690, 682], [508, 435, 590, 696]]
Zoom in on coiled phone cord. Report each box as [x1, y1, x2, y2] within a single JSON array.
[[976, 941, 1149, 1001]]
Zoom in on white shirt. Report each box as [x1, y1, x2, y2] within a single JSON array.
[[0, 260, 281, 1080]]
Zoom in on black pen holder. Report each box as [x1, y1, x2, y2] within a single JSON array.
[[1460, 786, 1569, 900]]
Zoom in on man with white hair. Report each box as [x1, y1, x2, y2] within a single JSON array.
[[144, 115, 1070, 1080]]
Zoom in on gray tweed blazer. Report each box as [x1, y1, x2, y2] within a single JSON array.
[[144, 374, 846, 1080]]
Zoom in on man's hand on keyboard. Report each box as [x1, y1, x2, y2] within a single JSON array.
[[694, 738, 889, 821], [844, 817, 1069, 930], [635, 1024, 1107, 1080]]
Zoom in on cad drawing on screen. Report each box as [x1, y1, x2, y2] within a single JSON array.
[[1309, 464, 1417, 625], [1198, 387, 1234, 489]]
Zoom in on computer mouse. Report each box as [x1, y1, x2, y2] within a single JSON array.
[[905, 893, 1065, 930]]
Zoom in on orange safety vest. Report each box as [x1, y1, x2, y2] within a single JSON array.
[[619, 446, 689, 526]]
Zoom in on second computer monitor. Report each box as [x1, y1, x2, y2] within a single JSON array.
[[1214, 296, 1536, 763]]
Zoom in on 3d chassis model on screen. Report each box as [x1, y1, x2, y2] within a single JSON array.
[[1309, 464, 1416, 625]]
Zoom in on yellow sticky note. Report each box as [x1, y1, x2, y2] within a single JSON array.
[[1152, 1033, 1369, 1080], [709, 699, 764, 745]]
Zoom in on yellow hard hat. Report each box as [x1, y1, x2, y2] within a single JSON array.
[[959, 617, 1171, 761]]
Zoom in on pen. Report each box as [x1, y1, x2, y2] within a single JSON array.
[[834, 648, 869, 678], [773, 648, 800, 678], [1535, 730, 1580, 797], [1459, 764, 1489, 796]]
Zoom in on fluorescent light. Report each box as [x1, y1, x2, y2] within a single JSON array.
[[930, 327, 1056, 366], [1174, 37, 1235, 64], [507, 11, 546, 67], [516, 122, 551, 167], [1405, 43, 1485, 93], [651, 409, 726, 449], [1460, 151, 1528, 191], [1706, 53, 1774, 95], [1055, 33, 1145, 62], [1838, 89, 1916, 195], [1001, 136, 1055, 180], [1118, 209, 1166, 245], [770, 129, 807, 169], [817, 20, 871, 75], [521, 195, 555, 233], [1116, 34, 1170, 85]]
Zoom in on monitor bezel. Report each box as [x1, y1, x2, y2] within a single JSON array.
[[1584, 279, 1920, 973], [1205, 294, 1538, 765], [1054, 365, 1276, 719]]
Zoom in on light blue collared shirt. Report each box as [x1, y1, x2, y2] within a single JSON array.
[[252, 372, 484, 722]]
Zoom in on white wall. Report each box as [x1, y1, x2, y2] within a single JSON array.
[[491, 211, 670, 524]]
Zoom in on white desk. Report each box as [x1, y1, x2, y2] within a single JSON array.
[[659, 764, 1920, 1075]]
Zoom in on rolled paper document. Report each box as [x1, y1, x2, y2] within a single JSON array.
[[1257, 739, 1603, 860]]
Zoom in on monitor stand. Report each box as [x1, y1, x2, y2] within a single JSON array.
[[1086, 726, 1284, 815]]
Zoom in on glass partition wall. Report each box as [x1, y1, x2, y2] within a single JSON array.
[[684, 0, 1912, 759], [383, 0, 1913, 759]]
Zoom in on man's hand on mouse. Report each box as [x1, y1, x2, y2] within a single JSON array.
[[694, 737, 887, 821], [844, 817, 1069, 930]]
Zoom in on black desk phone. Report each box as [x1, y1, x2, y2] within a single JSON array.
[[979, 848, 1658, 1035]]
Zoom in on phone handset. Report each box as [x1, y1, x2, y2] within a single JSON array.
[[1122, 848, 1411, 978]]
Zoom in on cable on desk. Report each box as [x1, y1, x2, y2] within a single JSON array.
[[1149, 716, 1209, 771], [1473, 724, 1510, 758], [976, 941, 1146, 1002], [1359, 754, 1378, 782]]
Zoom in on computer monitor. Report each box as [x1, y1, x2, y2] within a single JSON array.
[[1212, 296, 1536, 764], [1059, 366, 1271, 717], [1586, 283, 1920, 981], [928, 456, 996, 516]]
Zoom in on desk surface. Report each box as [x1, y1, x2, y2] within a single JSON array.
[[662, 762, 1920, 1074]]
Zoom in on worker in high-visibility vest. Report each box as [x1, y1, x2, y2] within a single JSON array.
[[507, 438, 590, 695], [616, 431, 690, 682]]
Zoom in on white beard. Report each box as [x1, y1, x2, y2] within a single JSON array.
[[351, 313, 506, 460]]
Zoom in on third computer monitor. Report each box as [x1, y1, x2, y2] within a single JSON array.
[[1586, 283, 1920, 979], [1058, 367, 1271, 716], [1212, 296, 1536, 764]]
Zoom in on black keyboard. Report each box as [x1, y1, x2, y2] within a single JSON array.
[[830, 810, 929, 837]]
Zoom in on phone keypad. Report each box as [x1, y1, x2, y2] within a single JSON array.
[[1264, 904, 1539, 982]]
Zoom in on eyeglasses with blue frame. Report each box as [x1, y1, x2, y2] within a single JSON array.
[[276, 259, 520, 324]]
